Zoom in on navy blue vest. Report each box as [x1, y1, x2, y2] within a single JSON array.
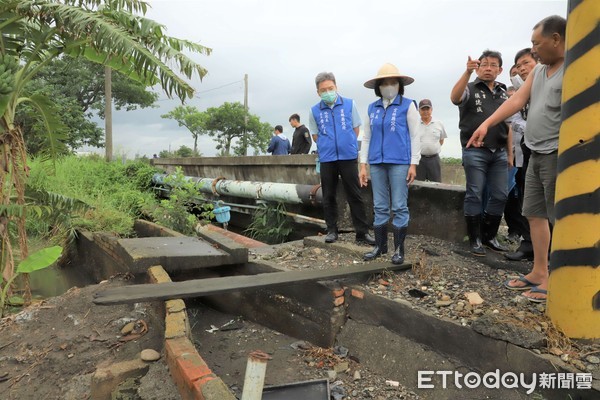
[[311, 95, 357, 162], [367, 95, 412, 164]]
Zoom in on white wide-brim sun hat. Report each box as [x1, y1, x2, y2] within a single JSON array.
[[364, 63, 414, 89]]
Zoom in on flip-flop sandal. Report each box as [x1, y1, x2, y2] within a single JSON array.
[[504, 275, 540, 291], [523, 286, 547, 303]]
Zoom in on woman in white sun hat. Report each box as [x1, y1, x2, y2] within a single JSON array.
[[359, 63, 421, 265]]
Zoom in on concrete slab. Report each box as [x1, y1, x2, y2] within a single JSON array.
[[195, 226, 251, 262], [117, 237, 237, 273]]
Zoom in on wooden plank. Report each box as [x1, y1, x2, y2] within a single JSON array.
[[93, 262, 411, 305]]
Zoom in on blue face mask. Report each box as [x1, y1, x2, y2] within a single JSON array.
[[320, 90, 337, 104]]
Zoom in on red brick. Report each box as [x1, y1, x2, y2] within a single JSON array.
[[332, 288, 345, 298], [351, 289, 364, 299], [165, 337, 212, 383], [333, 296, 345, 307]]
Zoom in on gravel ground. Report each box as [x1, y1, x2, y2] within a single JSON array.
[[253, 233, 600, 375]]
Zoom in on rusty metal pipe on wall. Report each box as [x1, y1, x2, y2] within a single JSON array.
[[152, 174, 323, 206]]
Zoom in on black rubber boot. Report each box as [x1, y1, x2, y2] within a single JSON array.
[[363, 225, 388, 261], [481, 212, 508, 252], [465, 215, 486, 256], [391, 226, 408, 265], [325, 228, 338, 243], [356, 232, 376, 246]]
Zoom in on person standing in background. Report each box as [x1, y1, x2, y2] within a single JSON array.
[[289, 113, 312, 154], [505, 47, 539, 262], [415, 99, 447, 183], [267, 125, 291, 155]]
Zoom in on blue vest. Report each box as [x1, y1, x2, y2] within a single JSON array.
[[367, 95, 412, 164], [311, 95, 357, 162]]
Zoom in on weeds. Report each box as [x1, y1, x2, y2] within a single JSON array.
[[26, 156, 159, 236], [412, 248, 443, 282], [149, 167, 212, 235], [245, 202, 292, 244]]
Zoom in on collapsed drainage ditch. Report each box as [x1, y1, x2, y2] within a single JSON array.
[[171, 257, 597, 400], [8, 221, 598, 400]]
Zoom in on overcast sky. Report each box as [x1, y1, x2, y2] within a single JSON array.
[[93, 0, 568, 159]]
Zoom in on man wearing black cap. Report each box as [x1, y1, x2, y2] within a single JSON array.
[[415, 99, 447, 183]]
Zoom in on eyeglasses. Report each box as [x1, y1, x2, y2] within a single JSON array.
[[479, 63, 500, 69]]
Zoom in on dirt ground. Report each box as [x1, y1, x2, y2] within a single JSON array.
[[189, 302, 423, 400], [1, 232, 598, 399], [0, 276, 179, 400]]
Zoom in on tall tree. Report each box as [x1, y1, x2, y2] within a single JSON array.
[[0, 0, 211, 304], [203, 102, 272, 156], [161, 105, 207, 155]]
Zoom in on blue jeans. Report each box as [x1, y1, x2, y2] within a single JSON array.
[[370, 164, 409, 227], [462, 147, 508, 216]]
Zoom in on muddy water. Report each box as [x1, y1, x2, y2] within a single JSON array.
[[28, 264, 96, 298]]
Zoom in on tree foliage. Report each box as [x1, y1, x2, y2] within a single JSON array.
[[158, 145, 197, 158], [162, 102, 272, 156], [204, 102, 272, 156], [41, 57, 158, 115], [0, 0, 211, 304], [17, 57, 159, 154], [161, 105, 207, 154]]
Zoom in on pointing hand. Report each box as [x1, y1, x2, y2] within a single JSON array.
[[466, 56, 480, 73]]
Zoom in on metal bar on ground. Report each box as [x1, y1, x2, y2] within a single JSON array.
[[92, 262, 411, 305]]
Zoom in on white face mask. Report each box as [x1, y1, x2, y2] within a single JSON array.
[[379, 83, 399, 100], [510, 75, 524, 90]]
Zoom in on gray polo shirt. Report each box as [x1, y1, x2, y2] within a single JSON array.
[[525, 63, 564, 153]]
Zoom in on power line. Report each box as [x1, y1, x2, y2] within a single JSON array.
[[195, 80, 244, 96], [154, 79, 243, 102]]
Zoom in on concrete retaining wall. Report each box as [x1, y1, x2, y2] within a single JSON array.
[[75, 222, 599, 399], [199, 261, 347, 348], [153, 156, 468, 242], [154, 154, 320, 185], [72, 231, 130, 282]]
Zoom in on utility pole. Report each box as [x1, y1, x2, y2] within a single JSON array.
[[104, 66, 113, 162], [243, 73, 248, 156], [546, 0, 600, 339]]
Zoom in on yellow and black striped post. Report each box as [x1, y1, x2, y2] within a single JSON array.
[[547, 0, 600, 338]]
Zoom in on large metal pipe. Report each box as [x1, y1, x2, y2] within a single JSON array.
[[152, 174, 323, 206]]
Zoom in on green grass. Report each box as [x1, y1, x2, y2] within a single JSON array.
[[441, 157, 462, 165], [26, 155, 160, 236]]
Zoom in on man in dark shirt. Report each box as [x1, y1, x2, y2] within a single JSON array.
[[450, 49, 512, 256], [289, 113, 312, 154]]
